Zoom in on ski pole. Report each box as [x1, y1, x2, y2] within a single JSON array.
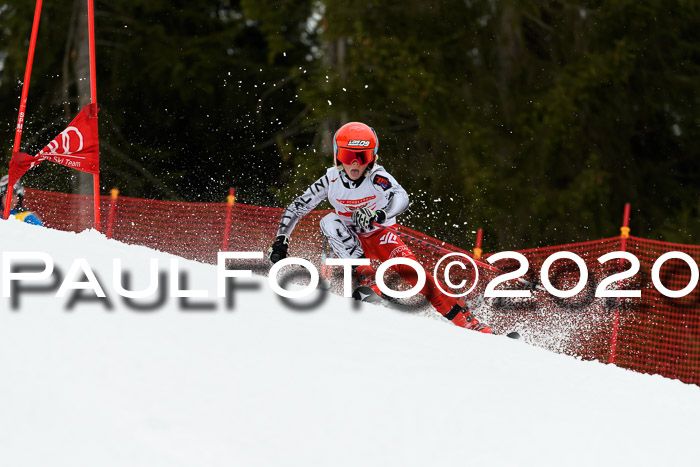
[[376, 224, 542, 291]]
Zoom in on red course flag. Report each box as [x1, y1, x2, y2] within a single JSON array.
[[7, 103, 100, 188]]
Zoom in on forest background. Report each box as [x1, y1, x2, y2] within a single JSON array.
[[1, 0, 698, 251]]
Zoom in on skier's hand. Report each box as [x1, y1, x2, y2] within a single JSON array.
[[267, 235, 289, 264], [352, 208, 386, 230]]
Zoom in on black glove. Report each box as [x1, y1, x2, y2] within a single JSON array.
[[351, 208, 386, 230], [267, 235, 289, 264]]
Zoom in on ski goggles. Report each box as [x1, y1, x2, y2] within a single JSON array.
[[335, 147, 375, 166]]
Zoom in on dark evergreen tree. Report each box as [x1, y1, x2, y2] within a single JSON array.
[[2, 0, 698, 249]]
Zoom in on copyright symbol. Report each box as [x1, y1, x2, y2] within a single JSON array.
[[433, 253, 479, 298]]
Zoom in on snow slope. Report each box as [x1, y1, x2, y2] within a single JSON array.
[[1, 219, 699, 467]]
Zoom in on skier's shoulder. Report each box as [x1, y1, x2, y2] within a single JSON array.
[[324, 167, 350, 186], [315, 167, 342, 189], [367, 164, 397, 192]]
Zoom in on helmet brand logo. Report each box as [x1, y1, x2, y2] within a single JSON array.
[[347, 140, 371, 147]]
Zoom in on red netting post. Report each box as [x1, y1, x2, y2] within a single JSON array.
[[3, 0, 43, 221], [106, 188, 119, 239], [620, 203, 631, 252], [473, 228, 484, 260], [221, 188, 236, 251], [609, 203, 631, 363]]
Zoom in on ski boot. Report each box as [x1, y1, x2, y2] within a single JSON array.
[[444, 299, 493, 333], [351, 264, 383, 303]]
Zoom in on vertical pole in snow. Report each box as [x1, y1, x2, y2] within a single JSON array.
[[473, 229, 484, 260], [609, 203, 631, 364], [87, 0, 101, 231], [12, 0, 43, 153], [3, 0, 43, 221], [87, 0, 97, 105], [222, 188, 236, 251], [106, 188, 119, 239]]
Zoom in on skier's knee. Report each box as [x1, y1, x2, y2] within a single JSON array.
[[319, 213, 341, 237]]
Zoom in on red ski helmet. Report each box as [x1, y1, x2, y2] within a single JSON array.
[[333, 122, 379, 170]]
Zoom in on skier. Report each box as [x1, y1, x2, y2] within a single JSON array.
[[267, 122, 491, 333], [0, 176, 43, 226]]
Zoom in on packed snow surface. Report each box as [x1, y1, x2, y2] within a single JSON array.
[[1, 219, 699, 467]]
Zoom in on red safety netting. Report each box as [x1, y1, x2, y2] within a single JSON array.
[[22, 188, 329, 265], [17, 188, 700, 385], [394, 228, 699, 385], [621, 237, 700, 383]]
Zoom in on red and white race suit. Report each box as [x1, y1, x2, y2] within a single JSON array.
[[276, 165, 460, 319]]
